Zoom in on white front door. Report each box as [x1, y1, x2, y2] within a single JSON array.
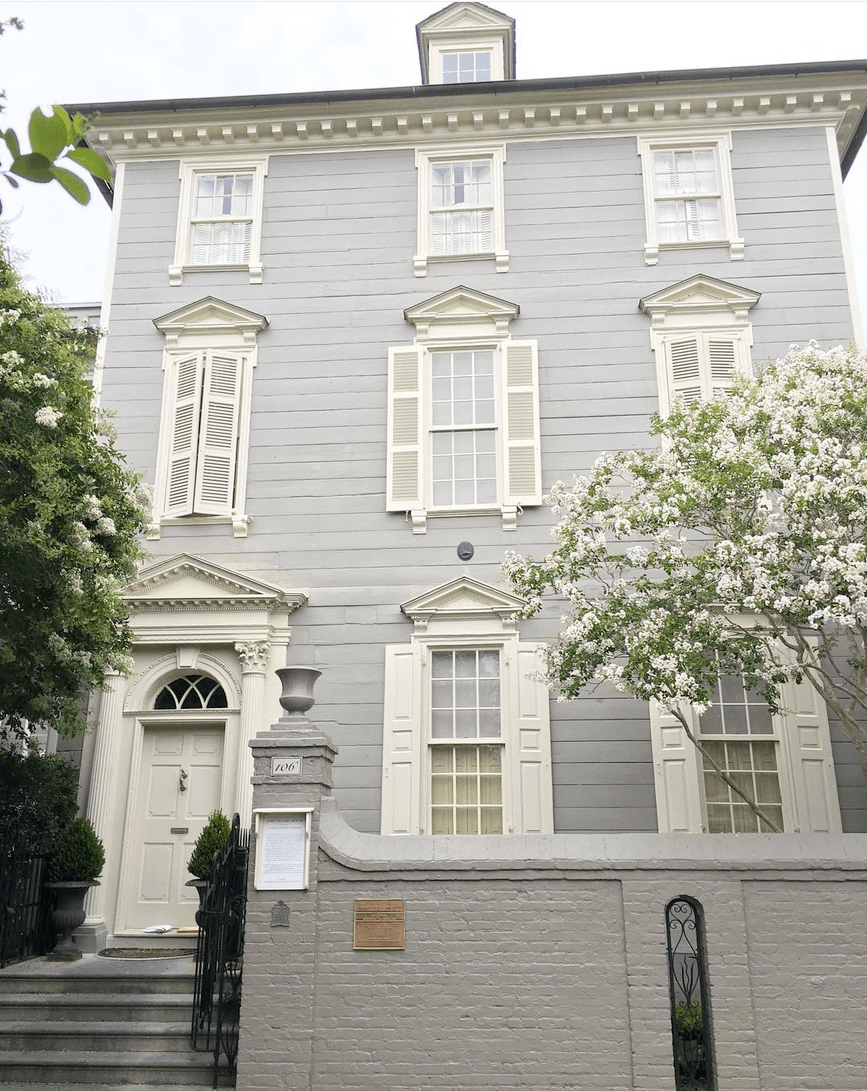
[[122, 725, 224, 932]]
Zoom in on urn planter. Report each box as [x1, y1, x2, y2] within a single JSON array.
[[46, 881, 99, 961]]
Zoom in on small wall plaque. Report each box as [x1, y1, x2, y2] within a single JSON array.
[[271, 756, 302, 776], [271, 900, 291, 928], [253, 809, 312, 890], [353, 899, 405, 950]]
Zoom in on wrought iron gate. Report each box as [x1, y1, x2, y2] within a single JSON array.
[[0, 837, 54, 967], [191, 813, 249, 1088], [666, 897, 714, 1091]]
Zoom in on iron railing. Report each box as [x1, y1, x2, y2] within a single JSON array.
[[190, 813, 249, 1088], [0, 836, 54, 967], [666, 897, 714, 1091]]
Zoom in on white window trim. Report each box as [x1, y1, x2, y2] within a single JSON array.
[[428, 38, 504, 84], [381, 577, 553, 837], [640, 274, 761, 417], [150, 298, 268, 539], [649, 631, 841, 835], [414, 145, 508, 277], [387, 286, 541, 533], [170, 157, 268, 286], [638, 134, 743, 266]]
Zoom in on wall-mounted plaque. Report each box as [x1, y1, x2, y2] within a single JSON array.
[[253, 809, 312, 891], [353, 899, 405, 950], [271, 756, 302, 776]]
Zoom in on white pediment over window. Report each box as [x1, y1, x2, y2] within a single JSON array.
[[153, 297, 269, 348], [405, 285, 519, 340], [401, 576, 526, 634], [125, 553, 307, 614], [640, 274, 761, 330]]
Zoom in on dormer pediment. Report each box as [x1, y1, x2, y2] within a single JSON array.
[[402, 576, 526, 633], [124, 553, 306, 613], [153, 297, 269, 348], [417, 2, 515, 84], [405, 285, 519, 340], [639, 274, 761, 328]]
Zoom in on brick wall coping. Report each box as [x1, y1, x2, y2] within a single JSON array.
[[318, 800, 867, 875]]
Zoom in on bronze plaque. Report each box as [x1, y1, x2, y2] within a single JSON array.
[[353, 899, 405, 950]]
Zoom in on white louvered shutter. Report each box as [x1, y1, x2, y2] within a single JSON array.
[[502, 341, 541, 507], [386, 347, 424, 512], [649, 701, 704, 833], [509, 644, 553, 834], [707, 338, 738, 396], [782, 676, 841, 834], [381, 645, 423, 835], [166, 353, 204, 516], [666, 337, 703, 406], [193, 351, 243, 515]]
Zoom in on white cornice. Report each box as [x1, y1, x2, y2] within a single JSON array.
[[89, 75, 866, 164]]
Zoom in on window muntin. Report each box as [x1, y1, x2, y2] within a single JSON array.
[[652, 149, 722, 244], [430, 350, 497, 507], [154, 674, 228, 711], [430, 160, 493, 256], [441, 50, 492, 83], [699, 673, 783, 834], [430, 649, 503, 835], [190, 172, 254, 266]]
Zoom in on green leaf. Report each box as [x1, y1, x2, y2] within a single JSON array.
[[2, 126, 20, 159], [65, 146, 111, 182], [9, 153, 53, 183], [49, 165, 90, 204], [28, 105, 73, 160]]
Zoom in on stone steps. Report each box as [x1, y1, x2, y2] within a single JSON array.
[[0, 958, 220, 1088]]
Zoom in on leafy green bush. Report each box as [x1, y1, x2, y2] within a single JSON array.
[[675, 1001, 704, 1038], [187, 811, 231, 879], [0, 746, 78, 853], [49, 816, 105, 881]]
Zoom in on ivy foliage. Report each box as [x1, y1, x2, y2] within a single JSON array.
[[505, 343, 867, 793], [0, 745, 78, 853], [0, 243, 148, 739]]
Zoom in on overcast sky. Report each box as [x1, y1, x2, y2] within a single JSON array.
[[1, 0, 866, 325]]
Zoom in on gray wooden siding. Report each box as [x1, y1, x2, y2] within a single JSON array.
[[100, 122, 866, 835]]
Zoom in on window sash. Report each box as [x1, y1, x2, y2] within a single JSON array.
[[441, 51, 492, 83], [430, 743, 504, 834]]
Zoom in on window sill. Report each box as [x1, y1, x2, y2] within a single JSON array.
[[168, 261, 264, 286], [406, 504, 519, 534], [644, 237, 744, 265], [413, 250, 509, 277], [147, 513, 250, 539]]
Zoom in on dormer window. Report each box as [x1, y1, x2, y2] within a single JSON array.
[[416, 3, 515, 85], [442, 50, 492, 83]]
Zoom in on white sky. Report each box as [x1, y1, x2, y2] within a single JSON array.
[[1, 0, 866, 325]]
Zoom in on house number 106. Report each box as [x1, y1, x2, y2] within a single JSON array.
[[271, 757, 302, 776]]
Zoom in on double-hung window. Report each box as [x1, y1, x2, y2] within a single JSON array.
[[170, 158, 267, 285], [639, 274, 761, 416], [382, 577, 553, 837], [638, 135, 743, 264], [387, 286, 541, 533], [415, 148, 508, 275], [151, 298, 268, 538]]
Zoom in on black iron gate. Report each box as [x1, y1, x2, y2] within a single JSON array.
[[191, 813, 249, 1088], [0, 837, 54, 967], [666, 897, 714, 1091]]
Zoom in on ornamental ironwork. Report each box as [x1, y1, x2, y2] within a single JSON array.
[[666, 897, 715, 1091]]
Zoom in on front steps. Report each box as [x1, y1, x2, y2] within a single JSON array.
[[0, 956, 218, 1088]]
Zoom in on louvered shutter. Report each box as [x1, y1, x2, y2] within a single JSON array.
[[509, 644, 553, 834], [649, 701, 704, 833], [386, 347, 424, 512], [666, 338, 704, 406], [502, 341, 541, 507], [166, 353, 204, 516], [193, 351, 243, 515], [707, 338, 738, 395], [381, 645, 423, 835]]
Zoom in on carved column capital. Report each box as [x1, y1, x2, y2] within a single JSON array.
[[234, 640, 271, 674]]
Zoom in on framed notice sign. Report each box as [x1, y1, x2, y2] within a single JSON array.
[[253, 808, 312, 891]]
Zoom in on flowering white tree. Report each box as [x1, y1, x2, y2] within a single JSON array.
[[0, 243, 148, 739], [504, 343, 867, 829]]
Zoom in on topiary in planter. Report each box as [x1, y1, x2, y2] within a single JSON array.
[[187, 810, 231, 879], [49, 817, 105, 882]]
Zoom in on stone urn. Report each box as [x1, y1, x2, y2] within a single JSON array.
[[276, 666, 321, 715], [46, 881, 99, 961]]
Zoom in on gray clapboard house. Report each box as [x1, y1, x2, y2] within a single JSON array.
[[72, 0, 867, 995]]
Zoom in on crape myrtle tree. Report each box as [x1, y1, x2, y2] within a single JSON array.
[[0, 244, 148, 740], [504, 343, 867, 832]]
